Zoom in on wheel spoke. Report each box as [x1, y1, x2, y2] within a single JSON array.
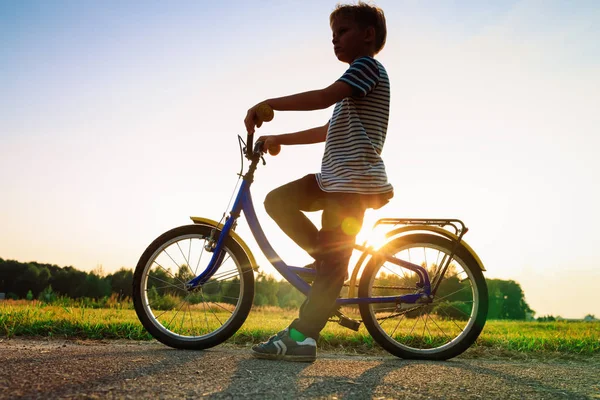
[[147, 275, 185, 292], [199, 291, 224, 325], [179, 301, 188, 333], [201, 293, 210, 333], [146, 283, 182, 293], [434, 285, 471, 303], [408, 307, 425, 337], [163, 249, 188, 285], [201, 269, 240, 284], [187, 239, 192, 274], [219, 295, 241, 302], [187, 302, 196, 336], [176, 242, 191, 275], [438, 306, 467, 332], [153, 259, 187, 287], [435, 250, 441, 271], [427, 314, 452, 341], [389, 312, 406, 339]]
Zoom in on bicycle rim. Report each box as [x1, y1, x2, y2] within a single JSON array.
[[359, 234, 487, 359], [136, 229, 250, 344]]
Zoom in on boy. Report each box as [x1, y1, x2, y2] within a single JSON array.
[[244, 2, 393, 362]]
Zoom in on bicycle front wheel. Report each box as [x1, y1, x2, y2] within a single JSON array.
[[359, 233, 487, 360], [133, 224, 254, 350]]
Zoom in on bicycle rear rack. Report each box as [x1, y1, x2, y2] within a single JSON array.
[[373, 218, 468, 238]]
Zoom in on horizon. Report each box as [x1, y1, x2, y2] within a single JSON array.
[[1, 255, 596, 320], [1, 0, 599, 319]]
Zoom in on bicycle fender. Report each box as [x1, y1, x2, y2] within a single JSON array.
[[385, 226, 486, 271], [190, 216, 259, 272]]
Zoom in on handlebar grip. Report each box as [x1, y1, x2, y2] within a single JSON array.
[[256, 103, 274, 123], [246, 133, 254, 158]]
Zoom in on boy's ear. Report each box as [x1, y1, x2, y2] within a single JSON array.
[[364, 26, 376, 46]]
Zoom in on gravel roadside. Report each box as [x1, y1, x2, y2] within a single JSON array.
[[0, 338, 598, 399]]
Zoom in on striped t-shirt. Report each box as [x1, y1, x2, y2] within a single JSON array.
[[316, 56, 393, 194]]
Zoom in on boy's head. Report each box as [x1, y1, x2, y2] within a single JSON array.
[[329, 2, 387, 63]]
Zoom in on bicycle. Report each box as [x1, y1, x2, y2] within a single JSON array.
[[132, 113, 488, 360]]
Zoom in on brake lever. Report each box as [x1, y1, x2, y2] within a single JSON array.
[[254, 141, 268, 165]]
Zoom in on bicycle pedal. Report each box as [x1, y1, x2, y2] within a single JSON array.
[[337, 314, 361, 331]]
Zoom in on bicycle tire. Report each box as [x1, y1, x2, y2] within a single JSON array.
[[133, 224, 254, 350], [358, 233, 487, 360]]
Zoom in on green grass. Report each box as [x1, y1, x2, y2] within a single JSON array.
[[1, 300, 598, 356]]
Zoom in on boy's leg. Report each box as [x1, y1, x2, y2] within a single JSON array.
[[263, 174, 325, 259], [290, 194, 366, 339]]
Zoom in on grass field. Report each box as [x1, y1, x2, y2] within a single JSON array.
[[1, 300, 598, 356]]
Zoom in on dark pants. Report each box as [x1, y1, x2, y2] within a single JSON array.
[[263, 174, 391, 339]]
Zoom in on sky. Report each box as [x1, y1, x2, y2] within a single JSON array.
[[1, 0, 599, 319]]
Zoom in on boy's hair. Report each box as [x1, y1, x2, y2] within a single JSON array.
[[330, 1, 387, 54]]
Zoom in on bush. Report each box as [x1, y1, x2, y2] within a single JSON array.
[[254, 293, 269, 306], [147, 286, 179, 310], [38, 286, 58, 303]]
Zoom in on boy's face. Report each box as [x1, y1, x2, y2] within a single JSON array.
[[331, 16, 371, 63]]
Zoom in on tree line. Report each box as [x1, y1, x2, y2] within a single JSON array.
[[0, 257, 534, 319]]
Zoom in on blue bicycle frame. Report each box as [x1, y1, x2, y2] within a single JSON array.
[[187, 145, 432, 306]]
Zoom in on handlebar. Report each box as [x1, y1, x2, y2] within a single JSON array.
[[245, 103, 274, 159]]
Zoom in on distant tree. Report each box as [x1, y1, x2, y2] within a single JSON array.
[[537, 315, 556, 322], [277, 282, 304, 309], [254, 293, 269, 306], [106, 268, 133, 299], [92, 265, 105, 277], [175, 264, 194, 283], [17, 264, 41, 298], [220, 278, 242, 305], [254, 273, 279, 306], [0, 259, 23, 295], [83, 272, 111, 299], [487, 279, 534, 320], [148, 267, 174, 296], [34, 266, 51, 295], [60, 267, 88, 298], [584, 314, 596, 321]]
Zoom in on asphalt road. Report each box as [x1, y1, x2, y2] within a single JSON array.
[[0, 338, 598, 399]]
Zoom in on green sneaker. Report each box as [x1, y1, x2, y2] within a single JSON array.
[[251, 329, 317, 362]]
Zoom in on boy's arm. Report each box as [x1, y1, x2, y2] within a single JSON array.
[[245, 81, 351, 134], [276, 121, 329, 145], [266, 81, 352, 111], [258, 121, 329, 151]]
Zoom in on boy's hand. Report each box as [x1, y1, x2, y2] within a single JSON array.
[[257, 135, 280, 155], [245, 104, 264, 135]]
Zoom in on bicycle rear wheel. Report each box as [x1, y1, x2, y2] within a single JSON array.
[[133, 224, 254, 350], [358, 233, 487, 360]]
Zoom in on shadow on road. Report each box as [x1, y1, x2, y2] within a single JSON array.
[[1, 340, 597, 399], [216, 354, 594, 399]]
